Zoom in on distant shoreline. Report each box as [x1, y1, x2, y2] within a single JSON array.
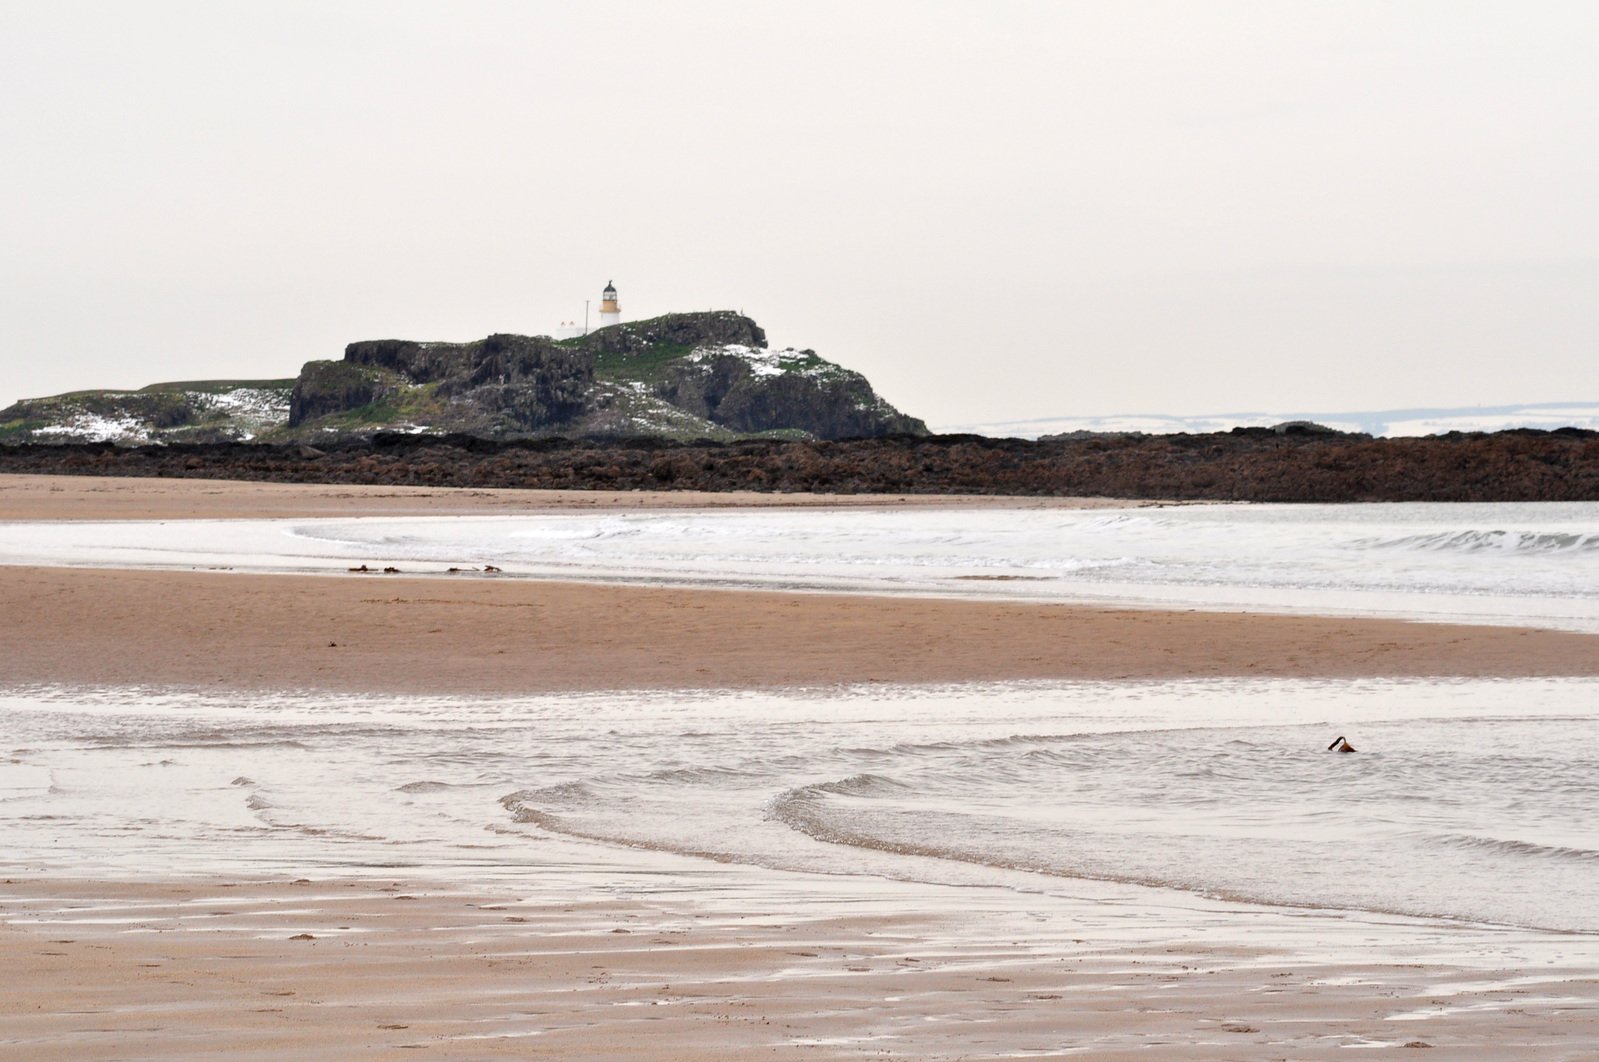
[[939, 398, 1599, 439]]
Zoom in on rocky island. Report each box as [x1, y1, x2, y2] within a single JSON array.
[[5, 308, 1599, 503], [0, 311, 926, 446]]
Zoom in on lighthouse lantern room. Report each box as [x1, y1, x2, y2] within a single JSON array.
[[598, 281, 621, 327]]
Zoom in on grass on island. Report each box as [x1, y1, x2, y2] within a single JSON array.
[[591, 342, 697, 385]]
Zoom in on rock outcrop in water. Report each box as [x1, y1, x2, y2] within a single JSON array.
[[3, 426, 1596, 503]]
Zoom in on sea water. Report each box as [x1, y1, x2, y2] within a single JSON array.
[[1, 501, 1597, 628], [2, 678, 1596, 935]]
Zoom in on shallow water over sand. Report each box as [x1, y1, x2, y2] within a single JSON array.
[[3, 501, 1598, 628], [5, 678, 1596, 936]]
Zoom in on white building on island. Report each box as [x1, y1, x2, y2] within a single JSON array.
[[551, 281, 623, 339], [597, 280, 621, 327]]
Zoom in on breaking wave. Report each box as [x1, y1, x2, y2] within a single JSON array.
[[1355, 529, 1599, 554], [1432, 833, 1599, 863]]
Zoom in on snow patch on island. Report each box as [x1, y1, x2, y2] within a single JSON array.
[[686, 344, 845, 381], [32, 410, 155, 443], [198, 388, 288, 425], [16, 386, 291, 444]]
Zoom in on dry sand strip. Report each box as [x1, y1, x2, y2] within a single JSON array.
[[0, 473, 1147, 521], [2, 878, 1596, 1060], [4, 564, 1598, 694]]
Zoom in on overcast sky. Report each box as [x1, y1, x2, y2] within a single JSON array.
[[3, 1, 1595, 427]]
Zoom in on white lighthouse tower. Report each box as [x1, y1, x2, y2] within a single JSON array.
[[597, 280, 621, 328]]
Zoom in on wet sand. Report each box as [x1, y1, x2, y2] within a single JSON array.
[[4, 473, 1597, 1058], [4, 564, 1598, 695], [4, 875, 1596, 1060]]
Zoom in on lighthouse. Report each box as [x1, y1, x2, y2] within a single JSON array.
[[597, 280, 621, 328]]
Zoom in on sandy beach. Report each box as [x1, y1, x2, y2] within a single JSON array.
[[5, 564, 1599, 697], [7, 872, 1596, 1061], [4, 475, 1596, 694], [3, 474, 1598, 1059]]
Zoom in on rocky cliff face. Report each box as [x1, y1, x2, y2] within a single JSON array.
[[287, 362, 395, 425], [656, 346, 926, 439], [3, 312, 925, 445], [284, 312, 922, 441], [289, 333, 594, 433]]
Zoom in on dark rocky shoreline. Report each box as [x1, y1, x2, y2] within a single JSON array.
[[4, 427, 1598, 503]]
